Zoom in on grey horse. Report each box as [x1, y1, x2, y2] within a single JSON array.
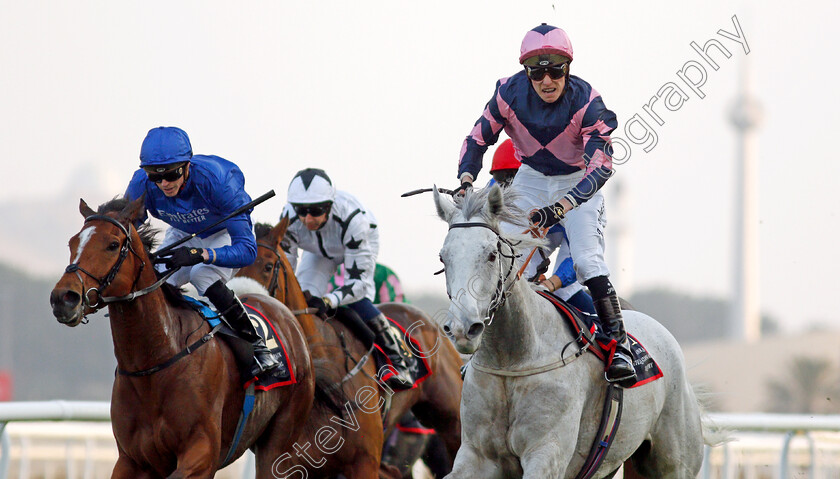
[[434, 186, 714, 479]]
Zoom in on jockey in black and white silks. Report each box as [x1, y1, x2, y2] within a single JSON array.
[[280, 168, 415, 390]]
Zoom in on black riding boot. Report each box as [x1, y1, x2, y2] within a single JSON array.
[[204, 280, 281, 378], [594, 294, 637, 387], [368, 314, 415, 390]]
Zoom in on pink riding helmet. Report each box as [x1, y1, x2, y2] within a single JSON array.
[[519, 23, 574, 64]]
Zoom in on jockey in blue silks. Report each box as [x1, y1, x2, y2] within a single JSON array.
[[488, 139, 596, 316], [457, 24, 636, 386], [125, 126, 280, 378], [280, 168, 416, 390]]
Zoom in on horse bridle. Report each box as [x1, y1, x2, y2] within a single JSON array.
[[64, 215, 173, 313], [447, 222, 520, 325], [257, 241, 290, 299], [64, 215, 218, 377], [255, 241, 319, 316]]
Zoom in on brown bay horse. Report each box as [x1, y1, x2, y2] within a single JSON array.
[[49, 197, 317, 478], [235, 218, 463, 478]]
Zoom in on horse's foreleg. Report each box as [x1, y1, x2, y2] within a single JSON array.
[[111, 455, 161, 479], [411, 399, 461, 462], [444, 444, 506, 479], [171, 435, 220, 479], [519, 443, 567, 479]]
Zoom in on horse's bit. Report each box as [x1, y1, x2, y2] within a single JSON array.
[[447, 222, 521, 326]]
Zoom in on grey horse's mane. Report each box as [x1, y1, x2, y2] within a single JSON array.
[[453, 186, 547, 254]]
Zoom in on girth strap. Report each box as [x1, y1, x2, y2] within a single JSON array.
[[574, 384, 623, 479]]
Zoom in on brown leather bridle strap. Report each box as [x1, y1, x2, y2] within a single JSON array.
[[64, 214, 147, 310], [257, 241, 286, 298]]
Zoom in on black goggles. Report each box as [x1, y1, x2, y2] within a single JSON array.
[[524, 63, 568, 82], [144, 165, 186, 184], [293, 204, 330, 217]]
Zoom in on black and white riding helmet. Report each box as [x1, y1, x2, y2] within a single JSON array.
[[287, 168, 336, 205]]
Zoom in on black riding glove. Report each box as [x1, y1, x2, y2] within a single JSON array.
[[530, 203, 566, 229], [155, 247, 205, 269], [453, 180, 473, 196], [303, 291, 334, 317]]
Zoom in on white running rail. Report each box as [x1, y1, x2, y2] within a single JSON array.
[[0, 401, 253, 479], [3, 403, 840, 479]]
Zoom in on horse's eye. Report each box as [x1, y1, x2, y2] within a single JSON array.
[[488, 252, 497, 262], [107, 241, 120, 251], [263, 263, 273, 273]]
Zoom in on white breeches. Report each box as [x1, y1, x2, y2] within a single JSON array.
[[158, 228, 237, 296], [501, 164, 610, 284]]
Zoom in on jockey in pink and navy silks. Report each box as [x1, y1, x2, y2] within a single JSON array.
[[458, 28, 616, 208], [457, 24, 636, 387], [487, 139, 596, 316], [125, 126, 280, 378]]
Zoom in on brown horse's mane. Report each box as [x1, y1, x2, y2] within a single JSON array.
[[96, 197, 192, 308], [96, 197, 159, 252]]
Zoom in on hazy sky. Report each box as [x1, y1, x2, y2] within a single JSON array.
[[1, 0, 838, 332]]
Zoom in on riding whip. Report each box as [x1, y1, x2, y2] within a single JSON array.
[[401, 187, 456, 197], [153, 189, 276, 258]]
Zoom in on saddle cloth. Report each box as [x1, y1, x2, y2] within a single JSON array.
[[332, 307, 432, 390], [373, 317, 433, 390], [536, 291, 663, 388], [182, 295, 295, 390]]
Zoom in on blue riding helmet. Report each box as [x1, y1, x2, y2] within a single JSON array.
[[139, 126, 193, 167]]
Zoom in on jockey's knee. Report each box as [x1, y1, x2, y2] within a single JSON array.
[[345, 298, 380, 322], [189, 265, 233, 296], [574, 259, 609, 287]]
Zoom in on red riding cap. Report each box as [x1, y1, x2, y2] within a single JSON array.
[[490, 139, 521, 173]]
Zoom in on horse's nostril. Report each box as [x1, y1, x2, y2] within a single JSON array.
[[51, 289, 81, 309], [442, 322, 453, 336], [63, 291, 81, 307], [467, 322, 485, 339]]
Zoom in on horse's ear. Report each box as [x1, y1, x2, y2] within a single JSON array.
[[79, 199, 96, 218], [120, 195, 146, 224], [272, 215, 290, 244], [433, 185, 456, 222], [487, 184, 504, 217]]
